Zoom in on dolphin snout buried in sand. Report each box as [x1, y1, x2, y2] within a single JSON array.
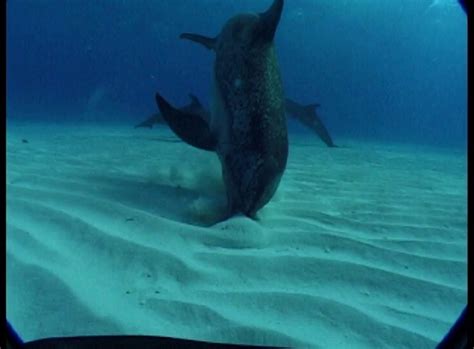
[[155, 0, 286, 219]]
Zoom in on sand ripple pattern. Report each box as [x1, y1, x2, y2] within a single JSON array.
[[7, 125, 467, 348]]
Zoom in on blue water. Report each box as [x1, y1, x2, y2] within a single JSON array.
[[7, 0, 467, 148]]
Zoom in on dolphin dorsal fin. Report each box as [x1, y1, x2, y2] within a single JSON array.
[[180, 33, 217, 50]]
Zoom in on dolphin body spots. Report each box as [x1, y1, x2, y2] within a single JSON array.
[[155, 0, 287, 218]]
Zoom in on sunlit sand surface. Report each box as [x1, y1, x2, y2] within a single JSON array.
[[7, 122, 467, 348]]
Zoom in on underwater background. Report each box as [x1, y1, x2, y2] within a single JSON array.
[[6, 1, 467, 348], [7, 0, 466, 147]]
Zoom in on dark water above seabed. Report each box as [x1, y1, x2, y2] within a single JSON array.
[[7, 0, 467, 149]]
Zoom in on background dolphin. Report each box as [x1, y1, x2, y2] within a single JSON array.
[[134, 94, 205, 129], [285, 98, 337, 147]]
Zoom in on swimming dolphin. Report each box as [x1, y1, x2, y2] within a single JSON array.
[[155, 0, 286, 218], [285, 98, 337, 147], [134, 94, 205, 129], [134, 113, 163, 129], [136, 96, 337, 147]]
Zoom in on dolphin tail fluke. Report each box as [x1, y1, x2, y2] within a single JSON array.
[[180, 33, 217, 50], [155, 93, 217, 152]]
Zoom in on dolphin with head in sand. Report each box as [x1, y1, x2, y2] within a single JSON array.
[[155, 0, 286, 218]]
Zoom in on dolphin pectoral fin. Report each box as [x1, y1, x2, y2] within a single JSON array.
[[180, 33, 217, 50], [257, 0, 284, 43], [155, 93, 217, 152]]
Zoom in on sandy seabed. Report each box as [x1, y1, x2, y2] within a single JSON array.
[[6, 122, 467, 348]]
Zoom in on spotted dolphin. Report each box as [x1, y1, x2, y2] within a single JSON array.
[[155, 0, 286, 218]]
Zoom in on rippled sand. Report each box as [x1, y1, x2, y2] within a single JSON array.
[[6, 122, 467, 348]]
